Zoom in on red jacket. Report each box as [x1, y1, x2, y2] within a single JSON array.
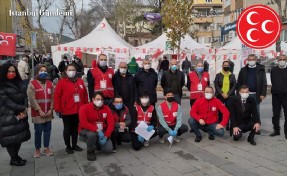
[[54, 78, 88, 115], [160, 101, 178, 126], [190, 97, 230, 126], [189, 71, 209, 99], [91, 67, 114, 98], [78, 103, 114, 138]]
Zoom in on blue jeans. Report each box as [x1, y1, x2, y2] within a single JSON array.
[[188, 118, 224, 137], [34, 121, 52, 149]]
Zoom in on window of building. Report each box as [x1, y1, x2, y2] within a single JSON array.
[[205, 0, 213, 2]]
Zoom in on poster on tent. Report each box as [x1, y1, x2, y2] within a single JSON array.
[[114, 53, 128, 70], [241, 44, 254, 67]]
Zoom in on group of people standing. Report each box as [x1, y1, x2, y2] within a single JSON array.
[[0, 53, 287, 166]]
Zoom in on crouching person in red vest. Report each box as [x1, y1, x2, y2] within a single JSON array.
[[189, 86, 230, 143], [27, 65, 54, 158], [79, 91, 115, 161], [157, 89, 188, 144], [130, 90, 157, 150], [109, 96, 132, 152]]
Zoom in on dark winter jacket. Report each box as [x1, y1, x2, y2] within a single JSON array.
[[0, 82, 31, 147], [270, 66, 287, 96], [159, 59, 169, 71], [182, 59, 192, 71], [161, 70, 185, 97], [134, 68, 158, 105], [237, 64, 267, 102], [113, 71, 137, 107], [214, 72, 237, 97]]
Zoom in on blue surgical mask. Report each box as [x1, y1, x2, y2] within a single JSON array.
[[39, 72, 48, 79], [196, 67, 204, 73], [115, 103, 123, 110], [171, 65, 177, 71]]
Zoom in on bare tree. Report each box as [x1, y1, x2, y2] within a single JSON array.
[[274, 0, 287, 52]]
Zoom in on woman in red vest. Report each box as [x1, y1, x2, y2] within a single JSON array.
[[54, 64, 88, 154], [27, 65, 54, 158], [187, 61, 210, 107]]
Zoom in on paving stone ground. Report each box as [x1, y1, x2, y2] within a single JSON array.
[[1, 93, 287, 176]]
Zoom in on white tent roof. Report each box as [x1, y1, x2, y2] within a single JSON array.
[[136, 33, 208, 50], [53, 18, 132, 49]]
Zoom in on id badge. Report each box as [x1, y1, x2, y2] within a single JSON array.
[[47, 88, 52, 94], [73, 94, 80, 103], [96, 122, 103, 130], [173, 112, 177, 117], [147, 112, 152, 118], [109, 74, 112, 79], [100, 80, 107, 89], [198, 83, 203, 91]]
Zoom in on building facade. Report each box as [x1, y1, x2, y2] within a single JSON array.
[[191, 0, 223, 48]]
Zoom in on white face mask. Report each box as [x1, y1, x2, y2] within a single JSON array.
[[119, 68, 127, 74], [204, 93, 213, 100], [279, 61, 287, 68], [240, 93, 249, 99], [143, 64, 151, 70], [67, 71, 76, 78], [248, 61, 256, 67], [99, 60, 107, 67], [93, 100, 103, 107], [140, 98, 149, 105]]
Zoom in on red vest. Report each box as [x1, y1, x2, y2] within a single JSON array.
[[31, 80, 53, 117], [91, 67, 114, 98], [160, 101, 178, 126], [113, 106, 129, 123], [189, 71, 209, 99], [135, 104, 154, 125]]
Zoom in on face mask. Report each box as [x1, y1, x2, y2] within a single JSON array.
[[196, 67, 204, 73], [248, 61, 256, 66], [279, 61, 286, 68], [7, 72, 16, 80], [119, 68, 127, 74], [166, 97, 174, 103], [171, 65, 177, 71], [67, 71, 76, 78], [39, 72, 48, 79], [223, 67, 230, 71], [99, 61, 107, 67], [140, 98, 149, 105], [205, 93, 213, 100], [143, 64, 151, 70], [93, 100, 103, 108], [35, 54, 39, 57], [240, 93, 249, 99], [115, 103, 123, 110]]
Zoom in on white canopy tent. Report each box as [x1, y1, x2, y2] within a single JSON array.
[[51, 18, 132, 68]]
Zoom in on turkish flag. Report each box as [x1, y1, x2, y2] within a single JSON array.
[[75, 50, 82, 59], [0, 32, 17, 56]]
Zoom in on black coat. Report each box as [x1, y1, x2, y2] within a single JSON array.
[[237, 64, 267, 102], [214, 72, 236, 97], [135, 68, 158, 105], [182, 60, 191, 71], [0, 82, 31, 147], [228, 95, 260, 136], [161, 70, 185, 97], [271, 66, 287, 96], [112, 71, 136, 107]]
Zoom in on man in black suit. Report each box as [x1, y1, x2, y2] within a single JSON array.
[[228, 85, 261, 145]]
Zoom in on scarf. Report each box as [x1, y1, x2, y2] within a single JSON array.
[[221, 71, 231, 94]]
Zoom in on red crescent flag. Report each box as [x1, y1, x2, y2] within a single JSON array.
[[0, 32, 17, 56]]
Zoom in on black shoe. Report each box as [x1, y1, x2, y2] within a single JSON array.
[[208, 135, 215, 140], [189, 129, 193, 133], [256, 131, 261, 135], [87, 150, 96, 161], [10, 159, 25, 166], [247, 138, 256, 145], [16, 156, 26, 164], [72, 145, 83, 152], [195, 136, 202, 143], [269, 131, 280, 137], [66, 147, 74, 154]]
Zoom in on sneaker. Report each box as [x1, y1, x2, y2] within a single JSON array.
[[195, 136, 202, 143], [159, 138, 165, 144], [43, 148, 54, 156], [72, 145, 83, 152], [33, 149, 41, 158], [208, 135, 215, 140], [144, 141, 150, 147], [247, 137, 256, 145], [66, 147, 74, 154], [174, 137, 181, 143]]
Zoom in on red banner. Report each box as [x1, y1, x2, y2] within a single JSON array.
[[0, 32, 17, 56]]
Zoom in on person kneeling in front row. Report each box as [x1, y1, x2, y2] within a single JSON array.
[[189, 86, 230, 142], [79, 92, 115, 161], [228, 85, 260, 145], [156, 89, 188, 144]]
